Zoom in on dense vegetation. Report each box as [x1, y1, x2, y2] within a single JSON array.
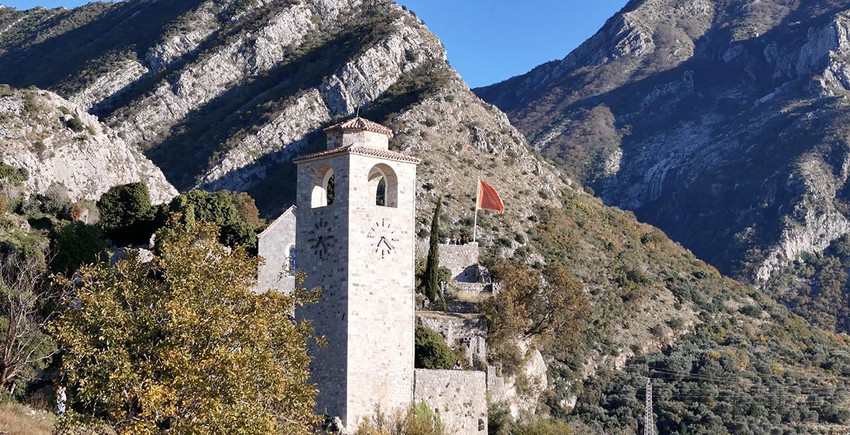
[[512, 189, 850, 433], [0, 169, 273, 428], [53, 217, 319, 433], [765, 234, 850, 334], [96, 182, 262, 252]]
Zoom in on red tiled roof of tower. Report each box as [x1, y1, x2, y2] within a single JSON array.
[[292, 145, 420, 164], [322, 117, 394, 138]]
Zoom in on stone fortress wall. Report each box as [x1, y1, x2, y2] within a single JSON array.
[[414, 369, 487, 434], [438, 242, 481, 282]]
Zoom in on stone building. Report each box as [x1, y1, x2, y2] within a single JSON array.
[[257, 205, 296, 293], [262, 117, 487, 433], [292, 117, 419, 428]]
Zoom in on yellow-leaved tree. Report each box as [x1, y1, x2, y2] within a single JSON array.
[[52, 215, 320, 434]]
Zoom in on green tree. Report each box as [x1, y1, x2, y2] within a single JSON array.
[[52, 216, 320, 433], [414, 324, 456, 370], [50, 222, 106, 275], [168, 190, 257, 251], [483, 261, 589, 373], [226, 191, 262, 227], [96, 183, 156, 246], [422, 197, 442, 304]]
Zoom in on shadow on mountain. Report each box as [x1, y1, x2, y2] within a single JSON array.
[[0, 0, 205, 93]]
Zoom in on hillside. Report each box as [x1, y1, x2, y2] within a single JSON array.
[[0, 0, 570, 249], [0, 86, 175, 203], [477, 0, 850, 336], [0, 0, 849, 433]]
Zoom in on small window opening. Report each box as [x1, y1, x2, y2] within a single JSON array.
[[376, 177, 386, 206], [311, 166, 335, 208]]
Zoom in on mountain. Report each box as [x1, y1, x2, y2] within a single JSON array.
[[0, 86, 175, 203], [0, 0, 569, 247], [0, 0, 849, 432], [477, 0, 850, 335]]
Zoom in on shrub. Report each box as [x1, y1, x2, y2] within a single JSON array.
[[414, 324, 456, 370], [355, 401, 445, 435], [167, 190, 258, 251], [97, 182, 156, 246], [50, 221, 106, 275], [0, 164, 28, 185], [65, 115, 86, 132]]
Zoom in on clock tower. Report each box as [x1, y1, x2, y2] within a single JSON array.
[[292, 117, 419, 428]]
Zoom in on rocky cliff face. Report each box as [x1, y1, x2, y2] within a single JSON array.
[[478, 0, 850, 285], [0, 0, 571, 250], [0, 88, 176, 203]]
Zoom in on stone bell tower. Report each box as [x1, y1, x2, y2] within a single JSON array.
[[292, 117, 419, 427]]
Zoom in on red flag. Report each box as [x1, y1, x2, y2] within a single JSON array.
[[477, 180, 504, 213]]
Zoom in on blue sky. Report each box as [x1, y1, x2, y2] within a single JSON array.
[[1, 0, 629, 88]]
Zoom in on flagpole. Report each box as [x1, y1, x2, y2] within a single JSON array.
[[473, 178, 480, 242]]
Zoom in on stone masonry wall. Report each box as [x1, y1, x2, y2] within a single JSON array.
[[414, 369, 487, 435], [345, 153, 416, 427], [416, 312, 486, 366], [295, 147, 417, 428], [257, 206, 296, 293], [438, 242, 480, 282]]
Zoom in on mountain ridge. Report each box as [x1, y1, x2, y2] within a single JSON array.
[[1, 0, 850, 432]]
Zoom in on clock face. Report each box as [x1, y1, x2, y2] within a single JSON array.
[[306, 218, 336, 260], [367, 218, 399, 259]]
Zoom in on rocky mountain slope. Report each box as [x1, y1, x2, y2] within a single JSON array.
[[0, 0, 567, 247], [1, 0, 849, 432], [477, 0, 850, 287], [0, 87, 176, 203]]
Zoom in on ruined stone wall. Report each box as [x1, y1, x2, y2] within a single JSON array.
[[414, 369, 487, 435], [438, 242, 480, 282], [416, 312, 486, 366]]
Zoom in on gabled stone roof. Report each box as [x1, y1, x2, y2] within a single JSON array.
[[322, 117, 394, 138], [292, 145, 420, 164]]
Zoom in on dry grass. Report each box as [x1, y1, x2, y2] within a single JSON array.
[[0, 402, 55, 435], [453, 291, 492, 304]]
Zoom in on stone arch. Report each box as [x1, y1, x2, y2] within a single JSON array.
[[368, 163, 398, 208], [311, 165, 335, 208]]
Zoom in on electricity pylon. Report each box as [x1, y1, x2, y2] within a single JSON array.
[[644, 377, 656, 435]]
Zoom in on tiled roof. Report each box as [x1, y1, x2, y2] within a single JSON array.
[[322, 117, 394, 138], [292, 145, 420, 164]]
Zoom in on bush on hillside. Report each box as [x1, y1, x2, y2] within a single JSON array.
[[414, 324, 456, 370], [97, 183, 156, 246], [167, 190, 258, 252], [50, 222, 106, 275], [354, 401, 445, 435]]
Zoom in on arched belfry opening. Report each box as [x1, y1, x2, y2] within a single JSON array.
[[311, 165, 335, 208], [368, 163, 398, 207]]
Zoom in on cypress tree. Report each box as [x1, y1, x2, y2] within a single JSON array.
[[424, 197, 442, 304]]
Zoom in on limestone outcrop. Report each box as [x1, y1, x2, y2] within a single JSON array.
[[0, 88, 176, 203]]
